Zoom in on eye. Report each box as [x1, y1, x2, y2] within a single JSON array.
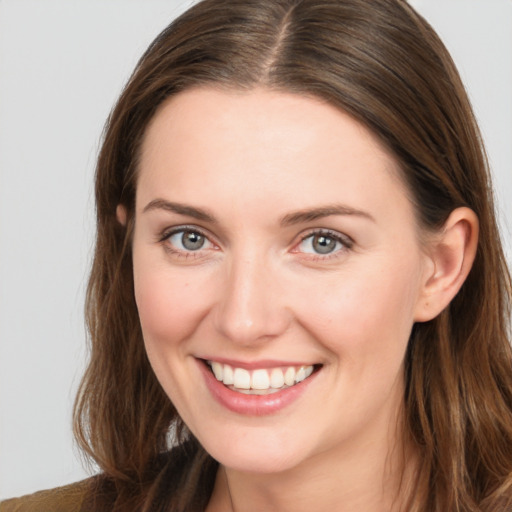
[[163, 227, 216, 254], [296, 230, 351, 256]]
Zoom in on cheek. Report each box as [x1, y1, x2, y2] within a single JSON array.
[[293, 261, 422, 358], [133, 261, 215, 347]]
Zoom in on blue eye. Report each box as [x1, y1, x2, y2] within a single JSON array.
[[297, 232, 347, 255], [166, 229, 214, 252]]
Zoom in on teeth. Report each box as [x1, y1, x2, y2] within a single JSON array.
[[295, 365, 314, 383], [233, 368, 251, 389], [208, 362, 316, 392], [223, 364, 234, 385], [211, 361, 223, 381], [295, 366, 306, 383], [270, 368, 285, 388], [251, 369, 270, 390], [284, 367, 295, 386]]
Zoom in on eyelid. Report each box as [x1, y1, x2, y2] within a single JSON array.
[[291, 228, 354, 257], [157, 225, 353, 260], [158, 224, 212, 243], [158, 224, 220, 256]]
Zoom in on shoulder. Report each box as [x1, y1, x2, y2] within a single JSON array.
[[0, 443, 216, 512], [0, 477, 95, 512]]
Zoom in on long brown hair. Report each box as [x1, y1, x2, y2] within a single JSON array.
[[73, 1, 512, 510]]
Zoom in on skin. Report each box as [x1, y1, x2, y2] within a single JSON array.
[[125, 87, 478, 511]]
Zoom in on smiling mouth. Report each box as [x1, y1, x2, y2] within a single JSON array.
[[205, 360, 320, 395]]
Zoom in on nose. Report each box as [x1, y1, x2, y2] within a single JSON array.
[[213, 253, 291, 346]]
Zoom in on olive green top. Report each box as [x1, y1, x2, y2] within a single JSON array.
[[0, 443, 217, 512], [0, 478, 94, 512]]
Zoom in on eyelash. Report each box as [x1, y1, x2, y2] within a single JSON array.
[[158, 225, 217, 259], [294, 229, 353, 260], [158, 226, 353, 261]]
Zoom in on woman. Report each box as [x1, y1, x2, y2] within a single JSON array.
[[3, 0, 511, 510]]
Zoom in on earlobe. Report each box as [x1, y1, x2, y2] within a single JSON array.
[[116, 204, 127, 226], [414, 207, 479, 322]]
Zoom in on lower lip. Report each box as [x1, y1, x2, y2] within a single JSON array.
[[197, 359, 318, 416]]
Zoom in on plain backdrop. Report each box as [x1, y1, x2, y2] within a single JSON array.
[[1, 0, 511, 500]]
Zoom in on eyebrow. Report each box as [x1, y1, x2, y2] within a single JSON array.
[[142, 199, 216, 223], [142, 199, 375, 226], [280, 204, 375, 226]]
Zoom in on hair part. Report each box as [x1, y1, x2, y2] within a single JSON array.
[[74, 1, 512, 510]]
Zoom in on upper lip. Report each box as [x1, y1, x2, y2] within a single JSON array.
[[199, 357, 319, 370]]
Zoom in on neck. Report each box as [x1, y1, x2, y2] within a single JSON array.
[[206, 418, 418, 512]]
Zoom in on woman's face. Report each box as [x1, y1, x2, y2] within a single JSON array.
[[132, 88, 432, 474]]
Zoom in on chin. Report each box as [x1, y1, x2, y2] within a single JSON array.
[[215, 450, 303, 475], [198, 427, 309, 474]]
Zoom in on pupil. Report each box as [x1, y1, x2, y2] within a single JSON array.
[[182, 231, 204, 251], [313, 235, 335, 254]]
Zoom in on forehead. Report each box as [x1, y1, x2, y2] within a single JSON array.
[[140, 87, 394, 163], [136, 87, 413, 226]]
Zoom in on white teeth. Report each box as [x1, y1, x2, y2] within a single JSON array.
[[223, 364, 234, 385], [295, 366, 306, 383], [284, 367, 295, 386], [233, 368, 251, 389], [251, 369, 270, 390], [211, 361, 223, 381], [208, 362, 316, 392], [270, 368, 285, 388], [294, 365, 314, 384]]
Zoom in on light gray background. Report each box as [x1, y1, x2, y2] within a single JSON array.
[[0, 0, 511, 500]]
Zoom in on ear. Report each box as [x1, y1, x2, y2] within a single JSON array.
[[116, 204, 127, 226], [414, 207, 479, 322]]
